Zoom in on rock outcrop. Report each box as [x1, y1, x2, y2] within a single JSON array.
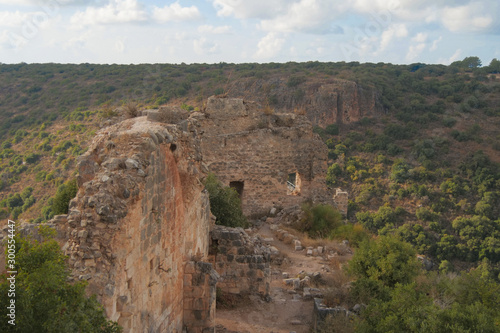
[[228, 78, 381, 127]]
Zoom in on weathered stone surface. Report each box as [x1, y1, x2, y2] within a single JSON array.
[[63, 117, 213, 333], [199, 97, 333, 216], [210, 225, 270, 298], [2, 97, 340, 333], [333, 188, 348, 216], [224, 79, 381, 127]]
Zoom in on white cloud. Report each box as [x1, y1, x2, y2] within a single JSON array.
[[70, 0, 147, 28], [412, 32, 427, 43], [379, 23, 408, 50], [430, 36, 442, 51], [259, 0, 346, 34], [0, 0, 85, 5], [254, 32, 285, 59], [193, 37, 218, 55], [198, 24, 231, 34], [441, 4, 493, 32], [212, 0, 288, 19], [406, 32, 427, 61], [448, 48, 462, 63], [0, 11, 34, 27], [153, 2, 201, 23], [63, 32, 89, 50]]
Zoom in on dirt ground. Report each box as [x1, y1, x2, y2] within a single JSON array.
[[216, 222, 349, 332]]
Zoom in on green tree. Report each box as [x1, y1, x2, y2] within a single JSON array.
[[348, 236, 420, 288], [51, 178, 78, 215], [462, 56, 482, 69], [203, 173, 248, 228], [0, 228, 121, 333]]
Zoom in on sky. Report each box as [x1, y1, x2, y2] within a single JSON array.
[[0, 0, 499, 65]]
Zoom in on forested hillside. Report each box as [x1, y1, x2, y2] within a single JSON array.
[[1, 58, 500, 331], [0, 58, 499, 264]]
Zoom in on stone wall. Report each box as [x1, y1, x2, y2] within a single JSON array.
[[62, 117, 214, 333], [210, 226, 270, 298], [183, 261, 218, 333], [199, 97, 332, 216], [333, 188, 348, 216]]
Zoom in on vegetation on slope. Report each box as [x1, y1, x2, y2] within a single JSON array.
[[0, 227, 121, 332], [0, 57, 499, 331]]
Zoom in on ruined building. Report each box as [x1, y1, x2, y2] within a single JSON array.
[[197, 97, 331, 216], [8, 97, 338, 332]]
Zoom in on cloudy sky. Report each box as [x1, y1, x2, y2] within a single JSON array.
[[0, 0, 499, 65]]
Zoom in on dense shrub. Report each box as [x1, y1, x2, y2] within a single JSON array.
[[0, 229, 121, 332], [330, 223, 370, 246], [51, 178, 78, 215], [204, 173, 248, 228], [348, 236, 420, 288], [294, 203, 342, 238]]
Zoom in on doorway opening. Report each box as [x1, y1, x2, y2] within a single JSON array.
[[229, 181, 244, 200]]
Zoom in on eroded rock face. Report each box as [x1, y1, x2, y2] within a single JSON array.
[[308, 80, 380, 125], [227, 78, 381, 126], [63, 117, 213, 333]]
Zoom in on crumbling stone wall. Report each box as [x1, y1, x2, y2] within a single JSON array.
[[333, 188, 348, 216], [183, 261, 218, 333], [63, 117, 214, 333], [199, 97, 332, 216], [210, 226, 270, 297]]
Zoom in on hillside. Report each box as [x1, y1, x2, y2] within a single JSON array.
[[0, 59, 499, 270]]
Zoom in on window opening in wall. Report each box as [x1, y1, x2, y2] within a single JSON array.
[[287, 172, 301, 195], [229, 181, 244, 200]]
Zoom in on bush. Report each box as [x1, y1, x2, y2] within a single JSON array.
[[330, 223, 370, 247], [204, 173, 247, 228], [415, 207, 440, 222], [24, 152, 41, 164], [294, 203, 342, 238], [356, 206, 405, 233], [348, 236, 420, 288], [51, 178, 78, 215], [326, 163, 342, 186], [0, 230, 121, 332], [124, 101, 139, 118], [325, 124, 339, 136]]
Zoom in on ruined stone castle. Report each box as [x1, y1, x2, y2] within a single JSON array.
[[5, 97, 348, 332]]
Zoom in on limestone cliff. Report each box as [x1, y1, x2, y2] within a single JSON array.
[[229, 78, 381, 126]]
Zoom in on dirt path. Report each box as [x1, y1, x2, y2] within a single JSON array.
[[216, 223, 332, 332]]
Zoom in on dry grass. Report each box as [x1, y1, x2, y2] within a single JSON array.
[[329, 255, 350, 270], [124, 101, 139, 118], [280, 226, 344, 251], [263, 104, 275, 115], [293, 106, 307, 115], [318, 313, 355, 333], [321, 270, 351, 289]]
